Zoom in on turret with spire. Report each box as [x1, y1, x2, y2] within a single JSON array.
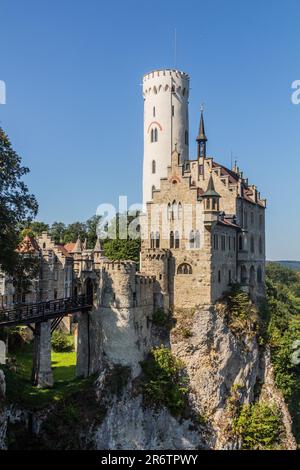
[[202, 174, 220, 225], [196, 108, 207, 159]]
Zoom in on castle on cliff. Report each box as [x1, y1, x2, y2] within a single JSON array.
[[0, 69, 266, 385]]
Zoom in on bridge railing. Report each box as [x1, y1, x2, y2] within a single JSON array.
[[0, 294, 92, 327]]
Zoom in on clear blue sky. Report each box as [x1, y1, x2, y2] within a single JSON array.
[[0, 0, 299, 260]]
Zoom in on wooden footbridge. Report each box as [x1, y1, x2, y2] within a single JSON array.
[[0, 294, 92, 328], [0, 294, 93, 388]]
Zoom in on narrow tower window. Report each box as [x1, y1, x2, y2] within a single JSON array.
[[152, 160, 156, 174], [185, 130, 189, 145], [153, 106, 155, 117]]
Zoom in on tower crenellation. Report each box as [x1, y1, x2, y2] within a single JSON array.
[[143, 69, 190, 206]]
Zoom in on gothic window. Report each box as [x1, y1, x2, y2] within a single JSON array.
[[172, 200, 178, 220], [175, 231, 180, 249], [178, 202, 183, 220], [170, 231, 174, 249], [218, 270, 221, 283], [177, 263, 192, 275], [171, 84, 175, 93], [172, 105, 174, 116], [151, 129, 154, 143], [153, 106, 156, 117], [154, 128, 158, 142], [155, 232, 160, 249], [167, 203, 172, 221]]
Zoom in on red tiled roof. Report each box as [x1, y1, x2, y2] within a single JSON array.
[[212, 161, 239, 184], [17, 235, 40, 254], [56, 245, 73, 258], [64, 242, 76, 253]]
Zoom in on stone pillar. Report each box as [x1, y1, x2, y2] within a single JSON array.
[[76, 310, 102, 378], [76, 312, 89, 378], [32, 321, 53, 388]]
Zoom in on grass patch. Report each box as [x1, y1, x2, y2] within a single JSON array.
[[1, 342, 91, 410]]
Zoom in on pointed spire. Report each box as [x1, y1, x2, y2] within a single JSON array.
[[72, 237, 82, 253], [203, 175, 220, 198], [93, 237, 103, 253], [196, 108, 207, 158]]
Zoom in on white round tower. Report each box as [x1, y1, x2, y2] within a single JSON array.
[[142, 69, 190, 206]]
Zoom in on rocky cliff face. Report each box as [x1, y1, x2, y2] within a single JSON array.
[[86, 304, 296, 450], [0, 304, 297, 450]]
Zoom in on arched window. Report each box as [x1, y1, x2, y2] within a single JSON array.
[[170, 231, 174, 249], [153, 106, 155, 117], [218, 270, 221, 283], [154, 128, 158, 142], [178, 202, 183, 220], [189, 230, 195, 249], [151, 129, 154, 143], [177, 263, 192, 275], [250, 235, 255, 254], [175, 231, 180, 249], [257, 266, 263, 284], [167, 203, 172, 221], [171, 84, 175, 93], [172, 200, 178, 220], [155, 232, 160, 249], [194, 230, 200, 248], [152, 160, 156, 174]]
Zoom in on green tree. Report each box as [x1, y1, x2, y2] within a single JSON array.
[[63, 222, 87, 244], [86, 215, 101, 248], [0, 127, 38, 274], [50, 222, 66, 244]]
